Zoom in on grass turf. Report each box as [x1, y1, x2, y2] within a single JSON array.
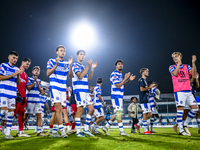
[[0, 128, 200, 150]]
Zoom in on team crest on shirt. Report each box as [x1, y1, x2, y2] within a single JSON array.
[[64, 64, 67, 70], [3, 101, 6, 105], [56, 97, 59, 100], [180, 101, 183, 104]]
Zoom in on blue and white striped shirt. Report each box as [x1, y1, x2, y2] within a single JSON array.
[[39, 94, 47, 112], [26, 77, 42, 103], [47, 58, 69, 92], [72, 61, 89, 93], [110, 70, 124, 99], [93, 85, 102, 109], [0, 63, 19, 99], [149, 88, 156, 108]]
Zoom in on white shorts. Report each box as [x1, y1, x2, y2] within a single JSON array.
[[94, 107, 104, 118], [141, 103, 151, 114], [174, 92, 197, 107], [0, 97, 15, 109], [111, 98, 123, 113], [26, 103, 42, 114], [67, 105, 73, 116], [74, 92, 93, 108], [50, 89, 66, 106], [151, 106, 158, 114]]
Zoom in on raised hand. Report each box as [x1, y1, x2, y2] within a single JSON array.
[[129, 74, 136, 81], [192, 55, 197, 63], [91, 61, 97, 69], [149, 84, 156, 89], [37, 81, 41, 87], [177, 55, 181, 65], [68, 56, 73, 66], [56, 58, 60, 65], [124, 72, 130, 80], [87, 59, 93, 67]]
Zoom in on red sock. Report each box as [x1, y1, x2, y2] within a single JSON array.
[[18, 112, 24, 131], [72, 122, 76, 130], [49, 125, 53, 128], [65, 123, 70, 126]]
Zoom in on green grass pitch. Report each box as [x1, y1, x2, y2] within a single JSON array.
[[0, 128, 199, 150]]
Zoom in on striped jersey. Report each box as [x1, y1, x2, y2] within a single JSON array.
[[72, 61, 89, 93], [47, 58, 69, 92], [149, 88, 156, 108], [26, 77, 42, 103], [93, 85, 102, 109], [0, 63, 19, 99], [110, 70, 124, 99], [39, 94, 47, 112]]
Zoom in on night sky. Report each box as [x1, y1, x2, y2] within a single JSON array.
[[0, 0, 200, 96]]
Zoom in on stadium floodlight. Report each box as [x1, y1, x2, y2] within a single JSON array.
[[70, 21, 97, 50]]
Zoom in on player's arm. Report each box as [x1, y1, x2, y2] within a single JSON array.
[[37, 82, 45, 95], [189, 55, 197, 77], [98, 94, 106, 107], [76, 59, 92, 79], [195, 73, 199, 88], [140, 81, 155, 92], [171, 56, 182, 76], [0, 69, 23, 81], [88, 61, 97, 80], [45, 102, 50, 113], [46, 58, 59, 77], [171, 65, 181, 76], [27, 80, 37, 90], [124, 74, 136, 87], [115, 72, 130, 89], [68, 56, 73, 78]]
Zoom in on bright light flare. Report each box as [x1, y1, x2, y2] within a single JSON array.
[[70, 22, 96, 50]]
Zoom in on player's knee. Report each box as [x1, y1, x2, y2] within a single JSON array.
[[1, 110, 8, 116], [191, 108, 199, 113], [8, 111, 14, 117]]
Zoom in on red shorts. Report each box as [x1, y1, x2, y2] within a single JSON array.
[[51, 106, 55, 112], [14, 98, 27, 115], [62, 106, 67, 109], [71, 104, 77, 114]]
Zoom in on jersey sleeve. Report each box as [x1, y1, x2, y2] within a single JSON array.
[[47, 59, 54, 70], [139, 79, 145, 88], [0, 64, 5, 75], [111, 73, 120, 85], [26, 77, 32, 86], [169, 65, 175, 74], [96, 87, 102, 95], [72, 63, 81, 74], [186, 64, 192, 72]]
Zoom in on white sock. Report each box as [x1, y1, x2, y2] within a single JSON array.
[[106, 120, 113, 128]]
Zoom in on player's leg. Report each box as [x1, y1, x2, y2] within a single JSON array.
[[4, 98, 15, 139], [62, 107, 70, 133], [174, 92, 190, 136], [150, 114, 155, 133], [83, 103, 95, 136], [142, 103, 152, 134], [71, 104, 77, 131], [183, 93, 199, 136], [196, 107, 200, 133], [18, 111, 30, 137], [48, 110, 55, 135]]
